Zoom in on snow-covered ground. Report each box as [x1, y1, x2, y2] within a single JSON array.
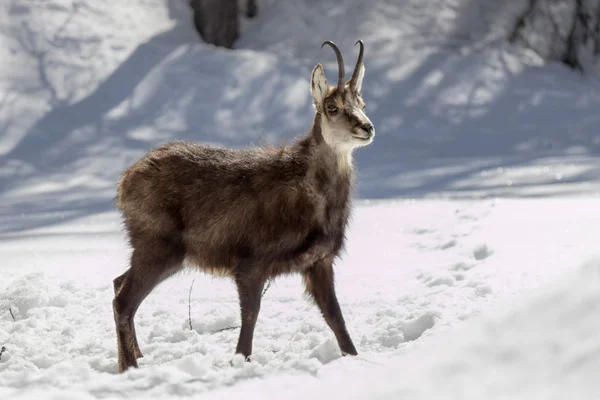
[[2, 0, 600, 398], [2, 198, 600, 399]]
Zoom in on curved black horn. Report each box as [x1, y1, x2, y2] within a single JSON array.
[[321, 40, 345, 91], [349, 40, 364, 89]]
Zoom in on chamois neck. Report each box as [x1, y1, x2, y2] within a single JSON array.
[[307, 112, 355, 175]]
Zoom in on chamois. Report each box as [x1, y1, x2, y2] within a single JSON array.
[[112, 40, 375, 372]]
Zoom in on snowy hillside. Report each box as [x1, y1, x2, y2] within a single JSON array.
[[2, 0, 600, 398]]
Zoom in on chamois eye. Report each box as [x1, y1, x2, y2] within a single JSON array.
[[327, 105, 338, 114]]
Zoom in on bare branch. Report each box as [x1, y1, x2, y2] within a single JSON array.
[[213, 326, 239, 333], [545, 0, 568, 42], [8, 308, 15, 321], [186, 277, 268, 333], [16, 22, 62, 106], [510, 0, 538, 43], [188, 278, 196, 331]]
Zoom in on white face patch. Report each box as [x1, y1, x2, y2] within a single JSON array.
[[321, 117, 358, 152], [320, 91, 374, 155], [309, 55, 373, 173], [320, 116, 367, 174]]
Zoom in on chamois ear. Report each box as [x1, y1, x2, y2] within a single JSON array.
[[351, 64, 365, 93], [311, 64, 328, 108]]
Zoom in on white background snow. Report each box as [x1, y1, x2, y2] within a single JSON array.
[[1, 0, 600, 398]]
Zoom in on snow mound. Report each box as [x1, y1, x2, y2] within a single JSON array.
[[200, 258, 600, 399], [472, 243, 493, 260], [402, 312, 437, 341]]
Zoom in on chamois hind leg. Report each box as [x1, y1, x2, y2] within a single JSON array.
[[113, 270, 143, 359], [303, 258, 357, 356], [233, 263, 266, 361], [113, 238, 184, 373]]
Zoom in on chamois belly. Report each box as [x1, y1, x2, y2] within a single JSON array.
[[181, 233, 324, 278], [179, 199, 320, 277]]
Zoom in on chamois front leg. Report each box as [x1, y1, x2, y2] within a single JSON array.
[[303, 257, 358, 356], [233, 263, 266, 361]]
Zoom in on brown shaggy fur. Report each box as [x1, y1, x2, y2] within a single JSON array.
[[112, 41, 373, 373]]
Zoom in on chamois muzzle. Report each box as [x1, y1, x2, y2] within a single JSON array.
[[353, 122, 375, 141], [360, 123, 374, 134]]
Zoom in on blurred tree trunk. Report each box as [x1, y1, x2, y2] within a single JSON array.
[[511, 0, 600, 76], [189, 0, 258, 49], [246, 0, 258, 18], [190, 0, 239, 49]]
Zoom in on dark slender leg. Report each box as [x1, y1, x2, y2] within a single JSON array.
[[113, 270, 143, 359], [303, 258, 357, 356], [233, 266, 266, 360], [113, 242, 183, 373], [113, 271, 127, 295]]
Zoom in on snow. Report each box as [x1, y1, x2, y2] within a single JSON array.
[[3, 199, 600, 399], [2, 0, 600, 398]]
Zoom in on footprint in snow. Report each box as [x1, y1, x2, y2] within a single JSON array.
[[453, 273, 465, 281], [403, 312, 437, 342], [465, 281, 493, 297], [412, 228, 434, 235], [366, 312, 438, 349], [472, 244, 493, 261], [439, 239, 457, 250], [417, 272, 455, 287], [451, 262, 474, 272], [426, 275, 455, 287]]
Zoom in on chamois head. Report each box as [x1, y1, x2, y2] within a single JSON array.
[[311, 40, 375, 152]]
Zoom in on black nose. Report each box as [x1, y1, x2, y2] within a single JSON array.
[[360, 123, 374, 134]]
